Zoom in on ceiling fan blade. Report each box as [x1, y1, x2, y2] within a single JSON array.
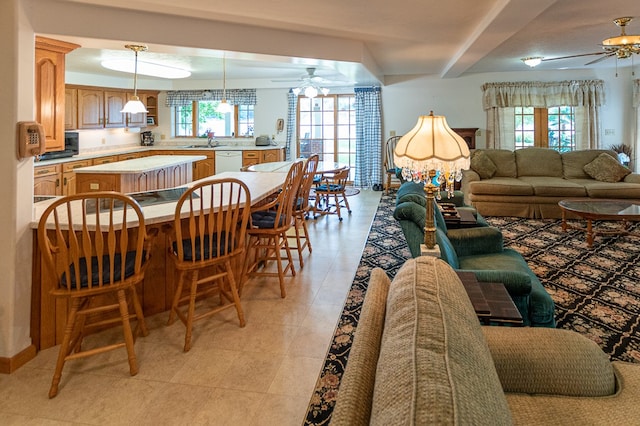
[[584, 52, 616, 65], [542, 51, 606, 62]]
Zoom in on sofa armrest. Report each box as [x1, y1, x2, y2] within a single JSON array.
[[332, 268, 391, 426], [468, 270, 532, 296], [482, 327, 616, 397], [623, 173, 640, 184], [461, 169, 480, 206], [447, 226, 503, 256]]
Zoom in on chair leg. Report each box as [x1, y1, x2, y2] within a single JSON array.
[[225, 260, 246, 327], [168, 271, 186, 326], [342, 191, 352, 214], [333, 193, 342, 220], [116, 288, 139, 376], [386, 172, 392, 194], [130, 286, 149, 337], [49, 298, 82, 398], [184, 271, 199, 352]]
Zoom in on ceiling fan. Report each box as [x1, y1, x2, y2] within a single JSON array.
[[523, 17, 640, 67], [272, 67, 341, 98]]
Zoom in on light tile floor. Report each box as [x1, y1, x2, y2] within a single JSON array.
[[0, 189, 382, 425]]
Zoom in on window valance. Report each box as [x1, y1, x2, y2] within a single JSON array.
[[165, 89, 257, 107], [481, 80, 605, 110]]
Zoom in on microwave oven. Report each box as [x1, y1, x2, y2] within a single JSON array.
[[38, 132, 79, 160]]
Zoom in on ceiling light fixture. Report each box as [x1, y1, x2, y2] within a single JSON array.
[[292, 68, 330, 99], [602, 17, 640, 58], [522, 57, 543, 67], [217, 56, 233, 114], [120, 44, 148, 114], [101, 59, 191, 79]]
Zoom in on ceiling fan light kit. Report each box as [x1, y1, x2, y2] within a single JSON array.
[[292, 68, 330, 98], [522, 17, 640, 67], [522, 57, 543, 67]]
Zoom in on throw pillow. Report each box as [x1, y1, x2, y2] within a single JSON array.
[[470, 151, 497, 179], [583, 153, 631, 182]]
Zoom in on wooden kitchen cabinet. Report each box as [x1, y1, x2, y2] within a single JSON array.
[[242, 148, 284, 167], [77, 89, 104, 129], [92, 155, 118, 165], [34, 164, 61, 196], [62, 159, 92, 195], [35, 37, 79, 152], [168, 150, 214, 180], [104, 90, 127, 128], [242, 151, 260, 167], [65, 88, 77, 130], [69, 85, 159, 129]]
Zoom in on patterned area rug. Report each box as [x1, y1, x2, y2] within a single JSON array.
[[303, 190, 409, 426], [304, 197, 640, 425], [486, 216, 640, 363]]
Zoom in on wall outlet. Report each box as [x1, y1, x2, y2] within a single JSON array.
[[605, 129, 615, 136], [161, 134, 166, 140], [101, 138, 106, 144], [390, 130, 396, 137]]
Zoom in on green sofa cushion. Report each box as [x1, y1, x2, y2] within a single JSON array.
[[583, 153, 631, 182], [396, 181, 426, 206], [370, 257, 513, 425], [516, 147, 563, 177], [469, 177, 534, 196], [518, 176, 587, 197], [479, 149, 518, 178], [470, 150, 497, 179], [561, 149, 618, 179]]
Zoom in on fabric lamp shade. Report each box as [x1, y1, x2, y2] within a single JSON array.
[[121, 95, 148, 114], [394, 112, 470, 175]]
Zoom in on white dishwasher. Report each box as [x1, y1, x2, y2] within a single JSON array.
[[215, 150, 243, 173]]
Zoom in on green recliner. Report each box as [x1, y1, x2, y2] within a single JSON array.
[[393, 182, 556, 327]]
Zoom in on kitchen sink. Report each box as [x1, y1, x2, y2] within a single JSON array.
[[178, 144, 227, 148]]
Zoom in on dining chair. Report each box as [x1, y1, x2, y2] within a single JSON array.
[[314, 166, 352, 221], [165, 178, 251, 352], [290, 154, 319, 267], [37, 191, 157, 398], [384, 135, 402, 194], [244, 160, 304, 298]]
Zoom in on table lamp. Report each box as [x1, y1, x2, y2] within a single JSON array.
[[394, 111, 470, 255]]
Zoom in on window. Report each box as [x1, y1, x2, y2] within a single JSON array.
[[173, 101, 254, 138], [515, 106, 575, 152], [297, 94, 356, 178]]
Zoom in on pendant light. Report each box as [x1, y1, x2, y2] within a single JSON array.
[[217, 56, 233, 113], [120, 44, 149, 114]]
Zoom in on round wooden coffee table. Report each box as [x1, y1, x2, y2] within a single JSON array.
[[558, 199, 640, 247]]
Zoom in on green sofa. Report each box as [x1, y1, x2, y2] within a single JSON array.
[[393, 181, 555, 327], [331, 258, 640, 425], [462, 147, 640, 218]]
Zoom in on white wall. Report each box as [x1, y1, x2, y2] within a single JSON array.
[[381, 67, 635, 150]]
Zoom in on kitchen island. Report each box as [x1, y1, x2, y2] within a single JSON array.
[[74, 154, 207, 193], [31, 171, 286, 351]]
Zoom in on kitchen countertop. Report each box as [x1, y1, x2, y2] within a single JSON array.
[[32, 171, 286, 228], [73, 155, 207, 174], [34, 143, 284, 166]]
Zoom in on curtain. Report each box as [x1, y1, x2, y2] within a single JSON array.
[[285, 90, 296, 161], [165, 89, 257, 107], [633, 79, 640, 172], [482, 80, 605, 149], [354, 87, 382, 188]]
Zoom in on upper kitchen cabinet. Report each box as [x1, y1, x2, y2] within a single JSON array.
[[35, 36, 79, 152], [68, 85, 159, 129]]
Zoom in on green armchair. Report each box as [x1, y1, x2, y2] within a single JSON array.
[[393, 182, 556, 327]]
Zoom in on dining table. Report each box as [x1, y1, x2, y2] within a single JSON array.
[[247, 160, 347, 175]]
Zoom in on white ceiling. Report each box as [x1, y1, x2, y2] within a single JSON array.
[[41, 0, 640, 89]]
